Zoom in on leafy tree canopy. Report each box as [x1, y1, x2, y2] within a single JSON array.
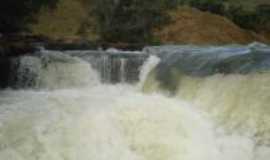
[[0, 0, 58, 33], [87, 0, 177, 43]]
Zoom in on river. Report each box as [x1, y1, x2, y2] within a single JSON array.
[[0, 43, 270, 160]]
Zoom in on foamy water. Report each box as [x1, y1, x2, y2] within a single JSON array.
[[1, 44, 270, 160]]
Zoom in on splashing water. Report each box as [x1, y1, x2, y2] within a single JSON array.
[[1, 44, 270, 160]]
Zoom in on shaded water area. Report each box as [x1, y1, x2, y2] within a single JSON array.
[[0, 43, 270, 159]]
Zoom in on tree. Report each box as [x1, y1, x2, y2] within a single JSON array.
[[87, 0, 177, 43], [0, 0, 58, 33]]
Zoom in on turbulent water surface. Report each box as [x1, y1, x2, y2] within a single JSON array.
[[0, 43, 270, 160]]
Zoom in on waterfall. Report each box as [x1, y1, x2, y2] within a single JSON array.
[[119, 58, 127, 83], [63, 49, 148, 84], [1, 49, 148, 89], [6, 51, 100, 89], [143, 43, 270, 145], [0, 43, 270, 160], [101, 54, 111, 83]]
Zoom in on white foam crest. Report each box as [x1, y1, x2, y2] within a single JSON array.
[[138, 55, 160, 89], [106, 48, 143, 55]]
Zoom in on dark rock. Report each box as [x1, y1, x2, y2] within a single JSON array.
[[44, 40, 97, 51], [0, 58, 12, 88], [0, 34, 41, 57]]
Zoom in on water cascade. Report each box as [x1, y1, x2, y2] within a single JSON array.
[[64, 49, 148, 84], [0, 43, 270, 160]]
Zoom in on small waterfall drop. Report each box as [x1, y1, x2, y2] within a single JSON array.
[[138, 55, 160, 89], [62, 49, 148, 84], [120, 58, 127, 83], [101, 54, 111, 83]]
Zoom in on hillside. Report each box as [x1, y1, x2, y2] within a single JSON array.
[[154, 7, 268, 45], [30, 0, 98, 41], [29, 1, 270, 45]]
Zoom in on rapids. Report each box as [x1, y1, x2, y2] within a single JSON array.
[[0, 43, 270, 160]]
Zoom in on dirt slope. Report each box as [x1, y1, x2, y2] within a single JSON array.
[[154, 7, 268, 45]]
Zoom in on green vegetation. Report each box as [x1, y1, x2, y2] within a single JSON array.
[[176, 0, 270, 32], [2, 0, 177, 43], [1, 0, 269, 44], [31, 0, 96, 39], [0, 0, 58, 33], [85, 0, 177, 43], [226, 0, 270, 11], [178, 0, 226, 14]]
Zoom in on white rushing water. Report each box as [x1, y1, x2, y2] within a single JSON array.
[[0, 46, 270, 160]]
